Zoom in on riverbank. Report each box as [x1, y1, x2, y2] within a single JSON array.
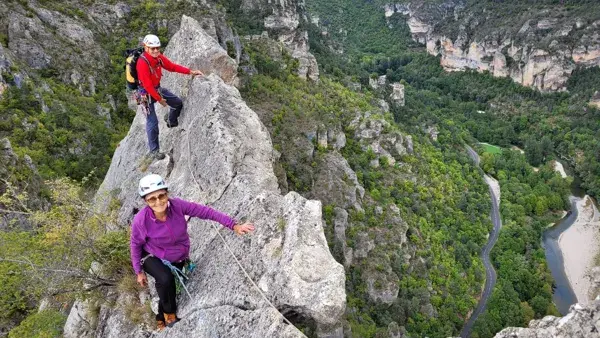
[[558, 195, 600, 303], [553, 160, 567, 179]]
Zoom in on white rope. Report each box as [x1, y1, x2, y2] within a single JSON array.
[[184, 93, 295, 328]]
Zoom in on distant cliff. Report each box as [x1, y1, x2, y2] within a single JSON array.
[[384, 1, 600, 92]]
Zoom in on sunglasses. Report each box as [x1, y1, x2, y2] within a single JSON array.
[[145, 192, 168, 205], [148, 46, 160, 51]]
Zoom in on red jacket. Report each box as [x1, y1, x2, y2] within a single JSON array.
[[136, 51, 190, 101]]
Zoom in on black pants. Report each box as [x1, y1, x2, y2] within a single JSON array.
[[142, 256, 185, 320]]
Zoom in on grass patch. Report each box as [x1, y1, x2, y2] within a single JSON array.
[[479, 142, 502, 154]]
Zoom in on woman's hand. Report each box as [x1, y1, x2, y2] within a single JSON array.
[[233, 222, 255, 235], [136, 272, 147, 287]]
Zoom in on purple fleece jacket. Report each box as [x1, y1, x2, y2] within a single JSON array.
[[130, 198, 236, 274]]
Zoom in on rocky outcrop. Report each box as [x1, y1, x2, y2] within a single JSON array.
[[384, 1, 600, 92], [166, 15, 239, 87], [66, 16, 345, 337], [590, 91, 600, 108], [311, 153, 365, 210], [245, 0, 319, 80], [0, 138, 44, 230], [389, 83, 405, 106], [0, 1, 112, 89], [352, 112, 414, 167], [494, 301, 600, 338]]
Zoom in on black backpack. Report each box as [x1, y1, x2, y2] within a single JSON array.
[[125, 48, 145, 90]]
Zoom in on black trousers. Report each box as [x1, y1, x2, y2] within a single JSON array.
[[142, 256, 185, 320]]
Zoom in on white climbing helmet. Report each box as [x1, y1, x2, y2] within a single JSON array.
[[138, 174, 168, 197], [143, 34, 161, 48]]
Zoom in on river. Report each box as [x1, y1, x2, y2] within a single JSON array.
[[542, 164, 588, 315], [461, 147, 595, 335]]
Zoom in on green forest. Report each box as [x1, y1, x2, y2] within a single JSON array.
[[305, 0, 596, 337], [1, 0, 599, 336]]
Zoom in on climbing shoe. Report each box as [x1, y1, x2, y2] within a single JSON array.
[[157, 319, 166, 331], [149, 150, 165, 160], [164, 114, 178, 128], [164, 313, 180, 327]]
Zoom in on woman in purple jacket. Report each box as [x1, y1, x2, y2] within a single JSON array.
[[130, 174, 254, 331]]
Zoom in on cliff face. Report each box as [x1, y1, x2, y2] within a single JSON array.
[[63, 15, 344, 338], [242, 0, 319, 80], [0, 0, 126, 93], [384, 1, 600, 92]]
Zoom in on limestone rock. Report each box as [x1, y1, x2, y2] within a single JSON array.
[[86, 2, 131, 32], [405, 135, 414, 154], [2, 1, 108, 85], [387, 321, 408, 338], [366, 270, 399, 304], [333, 207, 352, 267], [355, 114, 413, 163], [263, 1, 319, 80], [494, 301, 600, 338], [395, 2, 600, 92], [379, 99, 390, 112], [76, 16, 345, 337], [7, 11, 53, 69], [167, 15, 239, 87], [311, 153, 365, 210], [426, 125, 439, 141], [353, 232, 375, 259], [32, 7, 95, 46], [389, 83, 405, 106], [318, 128, 328, 148], [0, 138, 17, 169], [327, 129, 346, 151], [369, 77, 379, 89], [63, 300, 96, 338], [0, 138, 44, 230], [590, 91, 600, 108]]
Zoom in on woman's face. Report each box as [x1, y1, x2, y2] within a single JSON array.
[[144, 189, 168, 214]]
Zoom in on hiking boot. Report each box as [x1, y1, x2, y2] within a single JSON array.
[[157, 320, 166, 331], [164, 313, 180, 327], [164, 114, 178, 128], [149, 150, 165, 160]]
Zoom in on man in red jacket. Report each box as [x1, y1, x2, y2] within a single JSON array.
[[137, 34, 203, 160]]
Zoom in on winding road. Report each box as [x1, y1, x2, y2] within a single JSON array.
[[460, 146, 503, 338]]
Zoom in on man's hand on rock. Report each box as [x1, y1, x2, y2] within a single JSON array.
[[233, 222, 255, 235], [190, 70, 203, 76]]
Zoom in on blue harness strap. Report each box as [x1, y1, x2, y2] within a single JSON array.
[[161, 259, 193, 300]]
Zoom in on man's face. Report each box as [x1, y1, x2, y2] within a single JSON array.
[[144, 45, 161, 58]]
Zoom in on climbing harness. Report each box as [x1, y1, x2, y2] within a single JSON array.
[[140, 254, 196, 301], [161, 259, 193, 301], [185, 104, 295, 328], [133, 88, 150, 116]]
